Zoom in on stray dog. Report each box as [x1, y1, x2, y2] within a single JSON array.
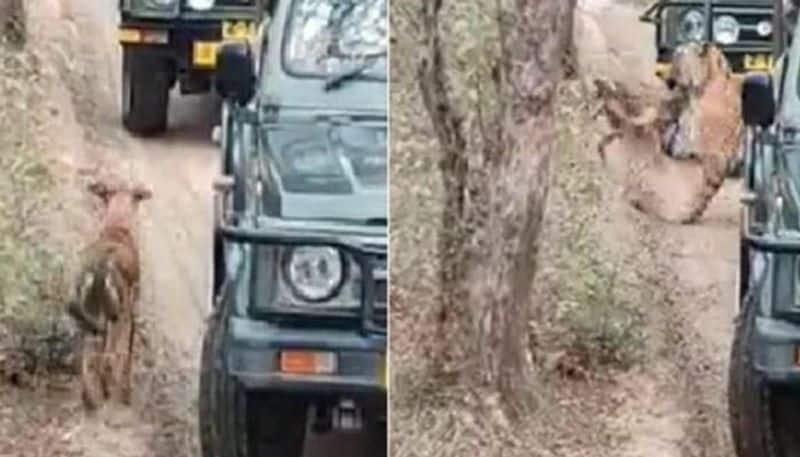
[[67, 178, 151, 410]]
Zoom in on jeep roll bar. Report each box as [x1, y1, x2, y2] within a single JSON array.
[[775, 0, 787, 56]]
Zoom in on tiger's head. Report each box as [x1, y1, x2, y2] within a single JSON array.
[[664, 42, 731, 94]]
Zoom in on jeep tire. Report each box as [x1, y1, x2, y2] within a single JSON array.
[[198, 309, 221, 457], [121, 47, 171, 136], [728, 293, 800, 457], [247, 395, 307, 457], [365, 418, 387, 457], [198, 305, 306, 457]]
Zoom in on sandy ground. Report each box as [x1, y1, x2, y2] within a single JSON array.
[[14, 0, 370, 455], [576, 0, 739, 456]]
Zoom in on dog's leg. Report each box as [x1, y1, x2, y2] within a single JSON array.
[[105, 289, 135, 406], [100, 318, 120, 402], [105, 320, 123, 404], [121, 287, 136, 405], [80, 338, 103, 412]]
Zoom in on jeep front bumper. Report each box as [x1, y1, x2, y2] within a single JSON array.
[[655, 51, 774, 79], [225, 316, 387, 396], [753, 316, 800, 384]]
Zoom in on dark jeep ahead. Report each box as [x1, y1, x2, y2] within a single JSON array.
[[728, 2, 800, 456], [117, 0, 264, 135], [199, 0, 387, 456], [641, 0, 776, 79]]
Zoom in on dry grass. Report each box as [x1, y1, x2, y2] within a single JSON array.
[[0, 20, 78, 383], [390, 4, 658, 456]]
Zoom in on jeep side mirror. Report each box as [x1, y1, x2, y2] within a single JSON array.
[[215, 42, 255, 106], [741, 73, 775, 128]]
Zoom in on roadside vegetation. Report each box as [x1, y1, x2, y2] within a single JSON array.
[[0, 2, 76, 385]]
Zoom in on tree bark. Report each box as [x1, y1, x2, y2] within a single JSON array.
[[418, 0, 577, 418]]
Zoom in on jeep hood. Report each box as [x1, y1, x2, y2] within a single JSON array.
[[261, 123, 387, 222]]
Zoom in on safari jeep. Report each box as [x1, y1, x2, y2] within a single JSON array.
[[198, 1, 388, 456], [117, 0, 264, 136], [640, 0, 776, 80], [728, 2, 800, 455]]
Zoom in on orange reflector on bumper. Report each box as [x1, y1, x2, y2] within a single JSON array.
[[280, 350, 337, 375], [119, 28, 168, 45]]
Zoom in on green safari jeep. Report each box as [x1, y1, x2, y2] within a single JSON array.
[[117, 0, 266, 136], [199, 0, 387, 456], [728, 3, 800, 455]]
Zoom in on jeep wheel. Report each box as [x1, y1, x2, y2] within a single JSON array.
[[121, 47, 171, 136], [247, 395, 307, 457], [728, 293, 800, 457], [217, 384, 307, 456], [198, 311, 221, 457], [364, 418, 387, 457]]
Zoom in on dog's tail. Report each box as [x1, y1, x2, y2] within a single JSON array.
[[67, 256, 121, 334]]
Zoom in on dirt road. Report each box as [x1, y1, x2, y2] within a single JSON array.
[[576, 1, 739, 456], [22, 0, 367, 455]]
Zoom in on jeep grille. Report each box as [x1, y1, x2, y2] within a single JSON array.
[[714, 7, 772, 48]]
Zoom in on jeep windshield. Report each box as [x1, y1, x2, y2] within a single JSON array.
[[263, 121, 387, 194], [282, 0, 387, 81]]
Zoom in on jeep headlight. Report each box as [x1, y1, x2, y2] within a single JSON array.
[[757, 20, 773, 37], [283, 247, 345, 302], [678, 9, 705, 42], [186, 0, 214, 10], [713, 15, 740, 45]]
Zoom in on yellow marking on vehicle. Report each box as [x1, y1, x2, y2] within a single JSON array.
[[193, 41, 219, 68], [193, 21, 257, 68], [118, 28, 142, 43], [381, 357, 388, 390], [655, 62, 672, 79], [222, 20, 255, 41], [744, 53, 773, 72]]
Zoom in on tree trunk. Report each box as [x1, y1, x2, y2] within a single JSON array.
[[418, 0, 577, 418]]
